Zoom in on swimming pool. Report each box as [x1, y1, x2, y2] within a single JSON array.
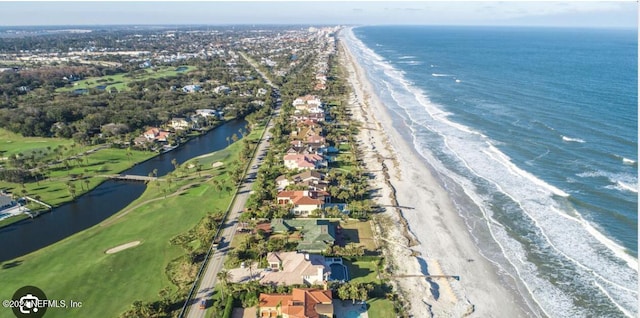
[[330, 263, 348, 281], [345, 310, 364, 318]]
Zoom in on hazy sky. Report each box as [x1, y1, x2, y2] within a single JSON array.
[[0, 1, 636, 28]]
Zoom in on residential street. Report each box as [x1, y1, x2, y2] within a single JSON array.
[[185, 90, 279, 318]]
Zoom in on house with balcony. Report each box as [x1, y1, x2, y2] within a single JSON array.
[[258, 288, 333, 318], [270, 218, 336, 253], [276, 190, 330, 216], [283, 154, 326, 171], [261, 251, 329, 286]]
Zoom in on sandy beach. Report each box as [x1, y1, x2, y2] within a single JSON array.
[[338, 30, 534, 317]]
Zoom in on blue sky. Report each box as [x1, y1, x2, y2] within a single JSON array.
[[0, 1, 636, 28]]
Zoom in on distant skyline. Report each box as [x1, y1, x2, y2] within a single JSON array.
[[0, 1, 636, 28]]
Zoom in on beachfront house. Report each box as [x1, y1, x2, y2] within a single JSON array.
[[293, 95, 322, 110], [283, 154, 326, 171], [262, 251, 328, 285], [276, 171, 326, 191], [258, 288, 333, 318], [276, 190, 330, 216], [271, 218, 336, 253]]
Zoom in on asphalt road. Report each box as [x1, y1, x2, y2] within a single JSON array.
[[185, 103, 279, 318]]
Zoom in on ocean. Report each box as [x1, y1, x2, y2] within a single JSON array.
[[343, 26, 638, 317]]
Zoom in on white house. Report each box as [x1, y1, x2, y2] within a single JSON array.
[[195, 109, 221, 118], [170, 117, 193, 130], [182, 84, 202, 93], [262, 252, 328, 285], [276, 190, 330, 216], [292, 95, 322, 111], [213, 85, 231, 94]]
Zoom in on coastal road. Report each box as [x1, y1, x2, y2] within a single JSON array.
[[184, 101, 279, 318]]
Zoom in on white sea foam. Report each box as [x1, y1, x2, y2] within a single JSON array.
[[431, 73, 453, 77], [398, 55, 417, 59], [578, 170, 638, 194], [343, 27, 638, 317], [622, 157, 636, 165], [398, 60, 423, 65], [608, 181, 638, 193], [561, 135, 586, 143]]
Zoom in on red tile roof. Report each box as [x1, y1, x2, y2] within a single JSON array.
[[259, 288, 332, 318]]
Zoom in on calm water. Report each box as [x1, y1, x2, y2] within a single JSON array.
[[344, 26, 637, 317], [0, 120, 247, 261]]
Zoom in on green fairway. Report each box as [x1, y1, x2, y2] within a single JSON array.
[[0, 128, 74, 162], [0, 124, 263, 317], [0, 148, 157, 209], [56, 65, 197, 93]]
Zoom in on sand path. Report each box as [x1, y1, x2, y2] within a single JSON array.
[[105, 241, 141, 254]]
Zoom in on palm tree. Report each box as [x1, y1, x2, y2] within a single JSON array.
[[171, 158, 179, 171], [217, 270, 232, 301], [226, 136, 230, 146]]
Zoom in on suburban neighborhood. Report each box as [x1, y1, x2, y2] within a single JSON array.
[[0, 24, 403, 318]]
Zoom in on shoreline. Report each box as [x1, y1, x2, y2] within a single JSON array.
[[338, 29, 535, 317]]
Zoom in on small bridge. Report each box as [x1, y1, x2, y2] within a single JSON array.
[[24, 196, 52, 210], [99, 174, 164, 182]]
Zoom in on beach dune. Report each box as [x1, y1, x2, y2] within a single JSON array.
[[339, 29, 534, 317]]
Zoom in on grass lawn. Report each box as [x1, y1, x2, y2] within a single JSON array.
[[0, 125, 262, 317], [56, 65, 197, 93], [344, 259, 396, 318], [0, 148, 157, 209], [340, 219, 377, 252], [333, 142, 356, 172], [0, 176, 230, 317], [0, 128, 74, 161], [367, 297, 395, 318], [345, 260, 379, 284]]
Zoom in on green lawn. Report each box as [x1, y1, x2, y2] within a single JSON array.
[[367, 297, 395, 318], [56, 65, 197, 93], [340, 220, 377, 252], [345, 260, 378, 284], [0, 128, 74, 161], [0, 148, 157, 209], [0, 123, 263, 317], [0, 178, 230, 317], [345, 259, 396, 318]]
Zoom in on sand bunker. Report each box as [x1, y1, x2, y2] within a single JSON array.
[[212, 161, 224, 168], [105, 241, 141, 254]]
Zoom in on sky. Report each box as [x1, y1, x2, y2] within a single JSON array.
[[0, 1, 636, 28]]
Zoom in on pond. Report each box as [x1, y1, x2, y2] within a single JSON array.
[[0, 120, 247, 262]]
